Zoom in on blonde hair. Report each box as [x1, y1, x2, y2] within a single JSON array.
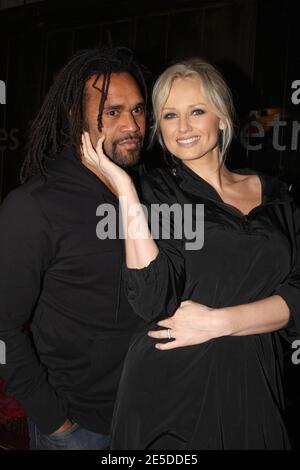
[[151, 58, 235, 164]]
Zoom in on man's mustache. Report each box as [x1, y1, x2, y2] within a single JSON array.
[[114, 134, 143, 145]]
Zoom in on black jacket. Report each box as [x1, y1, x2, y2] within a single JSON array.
[[0, 146, 144, 435], [111, 164, 300, 449], [125, 164, 300, 336]]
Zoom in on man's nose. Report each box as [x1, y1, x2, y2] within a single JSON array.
[[120, 112, 140, 132]]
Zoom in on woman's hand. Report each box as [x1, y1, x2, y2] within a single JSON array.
[[148, 295, 291, 350], [147, 300, 231, 350], [81, 131, 133, 197]]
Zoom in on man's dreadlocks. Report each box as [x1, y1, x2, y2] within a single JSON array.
[[20, 46, 147, 183]]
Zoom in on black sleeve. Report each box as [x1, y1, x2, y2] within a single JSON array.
[[0, 189, 68, 435], [273, 202, 300, 342], [123, 171, 186, 323]]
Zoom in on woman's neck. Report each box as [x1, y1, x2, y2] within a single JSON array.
[[182, 152, 231, 193]]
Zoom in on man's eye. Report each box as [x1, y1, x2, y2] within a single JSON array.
[[133, 106, 144, 115], [107, 110, 118, 117], [163, 113, 177, 119], [192, 108, 205, 116]]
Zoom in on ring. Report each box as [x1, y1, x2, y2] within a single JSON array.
[[167, 328, 171, 340]]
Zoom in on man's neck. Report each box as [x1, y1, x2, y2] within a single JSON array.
[[81, 159, 117, 196]]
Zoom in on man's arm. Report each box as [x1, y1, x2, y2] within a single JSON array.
[[0, 188, 68, 435]]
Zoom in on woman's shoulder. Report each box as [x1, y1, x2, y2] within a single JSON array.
[[233, 167, 293, 202]]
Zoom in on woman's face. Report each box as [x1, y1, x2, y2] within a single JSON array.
[[159, 76, 223, 162]]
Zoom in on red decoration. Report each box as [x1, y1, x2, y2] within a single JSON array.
[[0, 378, 27, 424]]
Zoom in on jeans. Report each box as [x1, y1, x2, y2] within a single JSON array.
[[27, 418, 111, 450]]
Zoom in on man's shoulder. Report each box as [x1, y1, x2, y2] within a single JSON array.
[[21, 174, 50, 197], [0, 176, 50, 222]]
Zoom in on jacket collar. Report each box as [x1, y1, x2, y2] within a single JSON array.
[[44, 145, 119, 204], [174, 161, 293, 207]]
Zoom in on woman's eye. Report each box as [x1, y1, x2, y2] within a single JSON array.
[[192, 108, 205, 116], [163, 113, 177, 119]]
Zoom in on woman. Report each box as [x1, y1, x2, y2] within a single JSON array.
[[82, 58, 300, 449]]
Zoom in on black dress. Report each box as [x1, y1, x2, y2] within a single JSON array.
[[110, 164, 300, 450]]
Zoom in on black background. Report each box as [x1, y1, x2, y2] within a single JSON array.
[[1, 0, 300, 199]]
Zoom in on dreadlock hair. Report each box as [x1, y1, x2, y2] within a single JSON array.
[[20, 46, 147, 183]]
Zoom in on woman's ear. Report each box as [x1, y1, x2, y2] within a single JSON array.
[[219, 120, 225, 131]]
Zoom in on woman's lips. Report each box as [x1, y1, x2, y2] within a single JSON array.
[[176, 136, 200, 148]]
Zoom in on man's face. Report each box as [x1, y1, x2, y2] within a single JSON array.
[[84, 72, 146, 167]]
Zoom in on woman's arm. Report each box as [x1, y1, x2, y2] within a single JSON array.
[[220, 294, 290, 336], [82, 132, 185, 322], [149, 295, 290, 350], [118, 181, 159, 268], [82, 132, 158, 268]]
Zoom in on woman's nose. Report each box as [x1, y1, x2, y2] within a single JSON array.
[[178, 116, 192, 133]]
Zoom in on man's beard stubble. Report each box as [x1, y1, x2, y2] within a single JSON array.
[[106, 133, 143, 168], [82, 119, 143, 168]]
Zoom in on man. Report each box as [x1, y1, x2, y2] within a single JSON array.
[[0, 47, 147, 450]]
